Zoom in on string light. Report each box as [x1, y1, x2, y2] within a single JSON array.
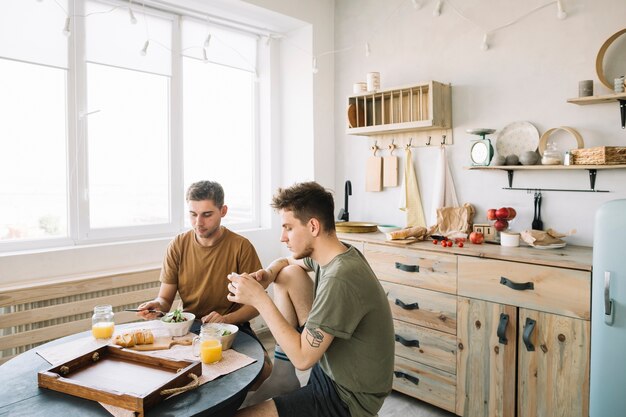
[[365, 42, 371, 57], [129, 7, 137, 24], [203, 34, 212, 47], [140, 40, 149, 56], [433, 0, 443, 17], [62, 16, 71, 36], [556, 0, 567, 19], [312, 57, 318, 74], [480, 33, 489, 51], [202, 47, 209, 63]]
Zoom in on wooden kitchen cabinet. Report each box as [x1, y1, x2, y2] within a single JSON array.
[[457, 257, 590, 417], [338, 232, 592, 417], [364, 242, 458, 413]]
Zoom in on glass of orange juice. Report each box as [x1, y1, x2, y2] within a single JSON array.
[[92, 305, 115, 339], [193, 326, 222, 364]]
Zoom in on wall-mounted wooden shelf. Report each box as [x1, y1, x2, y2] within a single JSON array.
[[346, 81, 452, 137], [567, 92, 626, 129], [465, 164, 626, 192]]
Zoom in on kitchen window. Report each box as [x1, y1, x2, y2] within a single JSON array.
[[0, 0, 263, 251]]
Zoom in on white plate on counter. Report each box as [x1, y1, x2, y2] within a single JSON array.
[[532, 242, 567, 250], [495, 121, 540, 157]]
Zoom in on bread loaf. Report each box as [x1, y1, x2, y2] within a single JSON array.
[[114, 329, 154, 347], [387, 226, 427, 240]]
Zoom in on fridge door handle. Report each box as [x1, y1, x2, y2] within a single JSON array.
[[604, 271, 615, 325]]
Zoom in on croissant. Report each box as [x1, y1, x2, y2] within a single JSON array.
[[114, 329, 154, 347]]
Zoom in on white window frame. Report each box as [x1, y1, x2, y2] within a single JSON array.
[[0, 0, 265, 252]]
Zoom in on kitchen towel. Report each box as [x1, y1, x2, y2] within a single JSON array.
[[399, 147, 426, 227], [429, 145, 459, 226]]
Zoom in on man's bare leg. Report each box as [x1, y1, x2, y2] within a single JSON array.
[[241, 265, 314, 407]]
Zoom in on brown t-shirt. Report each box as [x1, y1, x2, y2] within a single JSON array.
[[160, 227, 262, 318]]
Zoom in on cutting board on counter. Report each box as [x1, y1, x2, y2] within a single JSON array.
[[127, 337, 192, 351]]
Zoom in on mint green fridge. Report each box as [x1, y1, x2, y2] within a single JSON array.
[[590, 199, 626, 416]]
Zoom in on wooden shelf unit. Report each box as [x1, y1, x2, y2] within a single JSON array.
[[567, 91, 626, 105], [346, 81, 451, 136]]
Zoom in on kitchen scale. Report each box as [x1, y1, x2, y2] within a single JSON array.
[[467, 128, 495, 166]]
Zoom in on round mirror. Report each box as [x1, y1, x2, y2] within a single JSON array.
[[595, 29, 626, 91]]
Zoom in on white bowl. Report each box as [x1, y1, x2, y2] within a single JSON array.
[[378, 224, 401, 234], [200, 323, 239, 350], [159, 312, 195, 337]]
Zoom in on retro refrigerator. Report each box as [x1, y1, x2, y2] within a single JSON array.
[[590, 199, 626, 417]]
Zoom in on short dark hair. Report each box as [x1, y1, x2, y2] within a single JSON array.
[[271, 182, 335, 233], [186, 181, 224, 208]]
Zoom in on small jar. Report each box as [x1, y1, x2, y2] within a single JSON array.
[[193, 325, 222, 364], [92, 305, 115, 339], [563, 151, 571, 166], [541, 142, 562, 165]]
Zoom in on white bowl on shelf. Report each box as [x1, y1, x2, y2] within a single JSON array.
[[159, 312, 195, 337], [378, 225, 401, 234]]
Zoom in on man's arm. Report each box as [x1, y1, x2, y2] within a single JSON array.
[[137, 282, 177, 320], [252, 257, 310, 289]]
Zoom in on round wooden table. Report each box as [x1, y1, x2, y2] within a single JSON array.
[[0, 325, 264, 417]]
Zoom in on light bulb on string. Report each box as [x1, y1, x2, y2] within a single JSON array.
[[556, 0, 567, 20], [312, 57, 319, 74], [480, 33, 490, 51], [202, 47, 209, 63], [62, 16, 71, 36], [433, 0, 442, 17], [365, 42, 371, 57], [140, 40, 149, 56], [129, 7, 137, 24], [204, 34, 212, 48]]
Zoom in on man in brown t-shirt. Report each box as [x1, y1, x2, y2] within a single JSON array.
[[136, 181, 271, 383]]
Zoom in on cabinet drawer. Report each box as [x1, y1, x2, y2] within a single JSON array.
[[365, 243, 457, 294], [393, 319, 456, 374], [393, 355, 456, 413], [458, 257, 590, 320], [382, 281, 457, 335]]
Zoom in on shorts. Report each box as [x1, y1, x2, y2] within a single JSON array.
[[273, 363, 351, 417]]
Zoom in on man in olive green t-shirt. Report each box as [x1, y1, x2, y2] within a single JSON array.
[[230, 181, 394, 417]]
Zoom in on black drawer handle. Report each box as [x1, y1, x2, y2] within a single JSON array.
[[500, 277, 534, 291], [395, 334, 420, 348], [522, 317, 536, 352], [497, 313, 509, 345], [395, 299, 419, 310], [394, 371, 419, 386], [395, 262, 419, 273]]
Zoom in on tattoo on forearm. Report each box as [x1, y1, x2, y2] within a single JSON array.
[[306, 328, 324, 348]]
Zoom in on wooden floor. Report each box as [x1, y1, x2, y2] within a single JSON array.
[[257, 330, 455, 417]]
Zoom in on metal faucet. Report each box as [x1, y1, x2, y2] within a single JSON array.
[[338, 180, 352, 222]]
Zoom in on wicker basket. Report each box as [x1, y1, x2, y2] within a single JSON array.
[[570, 146, 626, 165]]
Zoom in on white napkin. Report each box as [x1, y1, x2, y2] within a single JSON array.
[[429, 145, 458, 226]]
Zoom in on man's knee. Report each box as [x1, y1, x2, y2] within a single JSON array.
[[275, 264, 310, 287]]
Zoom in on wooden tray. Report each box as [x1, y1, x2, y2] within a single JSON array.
[[38, 345, 202, 416]]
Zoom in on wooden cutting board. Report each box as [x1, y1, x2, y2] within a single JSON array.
[[383, 155, 399, 187], [127, 337, 192, 351], [366, 155, 383, 192]]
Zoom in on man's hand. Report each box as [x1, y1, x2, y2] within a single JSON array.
[[249, 268, 273, 289], [227, 273, 269, 308], [201, 311, 226, 324], [136, 300, 163, 320]]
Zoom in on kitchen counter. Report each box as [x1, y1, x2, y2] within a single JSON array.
[[338, 231, 592, 271]]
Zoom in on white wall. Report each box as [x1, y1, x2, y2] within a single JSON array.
[[333, 0, 626, 247]]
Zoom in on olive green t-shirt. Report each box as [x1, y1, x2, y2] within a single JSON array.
[[304, 244, 394, 417], [160, 227, 262, 318]]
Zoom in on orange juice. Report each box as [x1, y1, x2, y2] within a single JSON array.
[[200, 339, 222, 364], [92, 321, 115, 339]]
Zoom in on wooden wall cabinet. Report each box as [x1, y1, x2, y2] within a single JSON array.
[[456, 257, 590, 417], [346, 81, 452, 136]]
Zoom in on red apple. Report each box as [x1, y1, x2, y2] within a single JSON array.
[[506, 207, 517, 220], [494, 219, 509, 231], [486, 208, 497, 221], [469, 231, 485, 244], [495, 207, 509, 220]]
